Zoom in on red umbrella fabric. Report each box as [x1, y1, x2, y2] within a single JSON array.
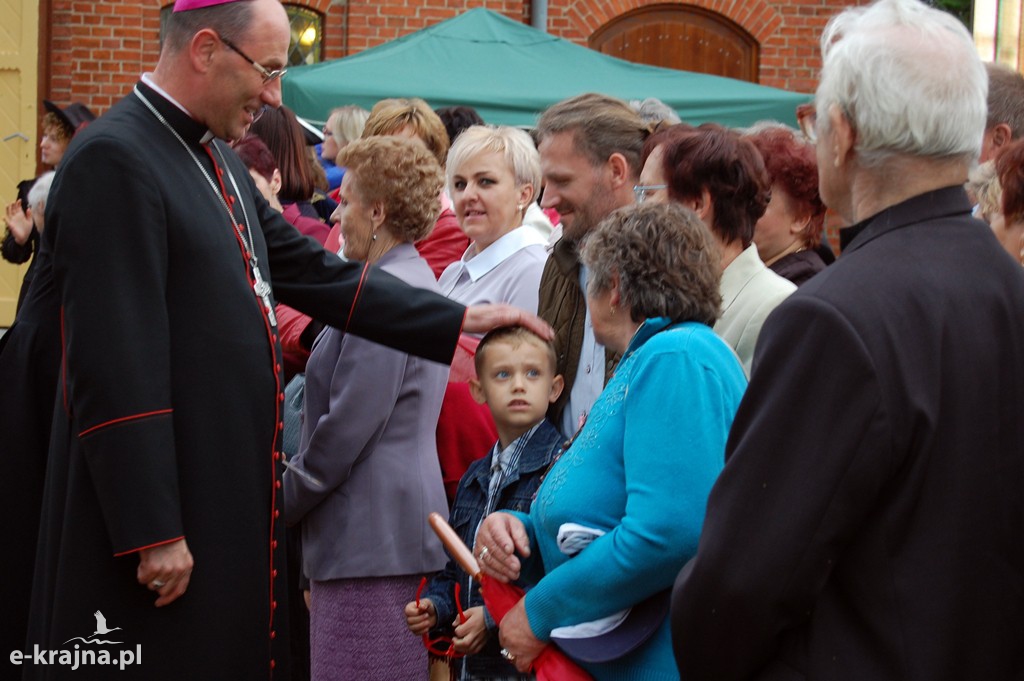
[[479, 578, 593, 681], [428, 513, 592, 681]]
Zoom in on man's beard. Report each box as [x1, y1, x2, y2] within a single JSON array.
[[562, 187, 623, 244]]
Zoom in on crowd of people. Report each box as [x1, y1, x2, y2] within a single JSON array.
[[1, 0, 1023, 679]]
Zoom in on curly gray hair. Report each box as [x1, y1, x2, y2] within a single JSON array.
[[580, 203, 722, 326]]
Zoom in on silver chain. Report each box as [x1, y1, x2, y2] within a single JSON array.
[[132, 86, 257, 267]]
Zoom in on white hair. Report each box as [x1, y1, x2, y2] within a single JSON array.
[[445, 125, 541, 195], [28, 171, 56, 214], [629, 98, 682, 126], [816, 0, 986, 167], [741, 120, 798, 136]]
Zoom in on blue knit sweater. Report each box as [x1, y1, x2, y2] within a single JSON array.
[[512, 318, 746, 681]]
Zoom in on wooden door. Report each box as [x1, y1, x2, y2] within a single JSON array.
[[590, 4, 759, 83], [0, 0, 40, 324]]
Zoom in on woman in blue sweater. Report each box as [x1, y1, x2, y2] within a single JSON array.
[[475, 203, 747, 681]]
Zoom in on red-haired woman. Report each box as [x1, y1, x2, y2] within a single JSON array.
[[994, 137, 1024, 265], [746, 125, 829, 285]]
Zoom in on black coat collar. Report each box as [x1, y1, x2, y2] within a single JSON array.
[[135, 80, 213, 146], [839, 185, 973, 253]]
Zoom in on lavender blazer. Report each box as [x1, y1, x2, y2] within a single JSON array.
[[283, 243, 450, 580]]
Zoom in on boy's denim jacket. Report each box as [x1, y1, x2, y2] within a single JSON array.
[[421, 418, 565, 678]]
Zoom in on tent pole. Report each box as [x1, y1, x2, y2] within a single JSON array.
[[531, 0, 548, 32]]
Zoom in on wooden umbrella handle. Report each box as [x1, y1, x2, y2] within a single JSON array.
[[428, 511, 481, 581]]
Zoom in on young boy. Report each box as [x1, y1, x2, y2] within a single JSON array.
[[405, 326, 565, 680]]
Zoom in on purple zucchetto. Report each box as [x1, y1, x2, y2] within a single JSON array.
[[172, 0, 250, 12]]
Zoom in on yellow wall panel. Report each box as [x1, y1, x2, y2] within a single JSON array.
[[0, 0, 39, 325]]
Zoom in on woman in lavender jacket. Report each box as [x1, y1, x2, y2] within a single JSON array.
[[283, 136, 450, 680]]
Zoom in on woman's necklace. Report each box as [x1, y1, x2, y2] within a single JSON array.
[[133, 86, 277, 327]]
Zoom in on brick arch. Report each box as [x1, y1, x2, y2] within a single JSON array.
[[281, 0, 332, 15], [565, 0, 782, 48]]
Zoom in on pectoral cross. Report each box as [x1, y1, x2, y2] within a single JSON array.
[[252, 266, 278, 327]]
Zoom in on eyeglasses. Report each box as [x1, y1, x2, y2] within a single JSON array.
[[219, 35, 287, 85], [633, 184, 667, 204], [796, 103, 817, 143]]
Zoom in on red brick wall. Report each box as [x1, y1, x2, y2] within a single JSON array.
[[339, 0, 526, 56], [314, 0, 866, 93], [49, 0, 162, 112], [754, 0, 853, 92], [501, 0, 867, 93], [44, 0, 861, 115]]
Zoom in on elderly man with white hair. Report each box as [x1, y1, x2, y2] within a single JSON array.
[[25, 171, 55, 231], [670, 0, 1024, 680]]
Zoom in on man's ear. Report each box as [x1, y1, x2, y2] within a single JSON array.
[[606, 152, 631, 190], [270, 169, 283, 196], [829, 103, 856, 169], [548, 375, 565, 404], [468, 378, 487, 406], [992, 123, 1013, 152], [190, 29, 220, 74]]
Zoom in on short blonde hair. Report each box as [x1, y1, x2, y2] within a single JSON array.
[[967, 161, 1002, 220], [362, 98, 450, 167], [446, 125, 541, 198], [337, 136, 443, 243], [474, 325, 557, 377], [327, 105, 370, 147]]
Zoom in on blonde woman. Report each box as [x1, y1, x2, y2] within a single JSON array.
[[320, 104, 369, 190], [434, 125, 549, 504], [363, 97, 466, 276], [439, 125, 548, 314]]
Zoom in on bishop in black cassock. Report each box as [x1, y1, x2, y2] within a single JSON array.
[[17, 0, 485, 676]]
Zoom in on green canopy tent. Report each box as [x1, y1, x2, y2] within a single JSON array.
[[283, 8, 809, 128]]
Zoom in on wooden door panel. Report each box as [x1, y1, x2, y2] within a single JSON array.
[[590, 4, 758, 82]]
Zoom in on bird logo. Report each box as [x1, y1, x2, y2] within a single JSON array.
[[62, 611, 123, 645]]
